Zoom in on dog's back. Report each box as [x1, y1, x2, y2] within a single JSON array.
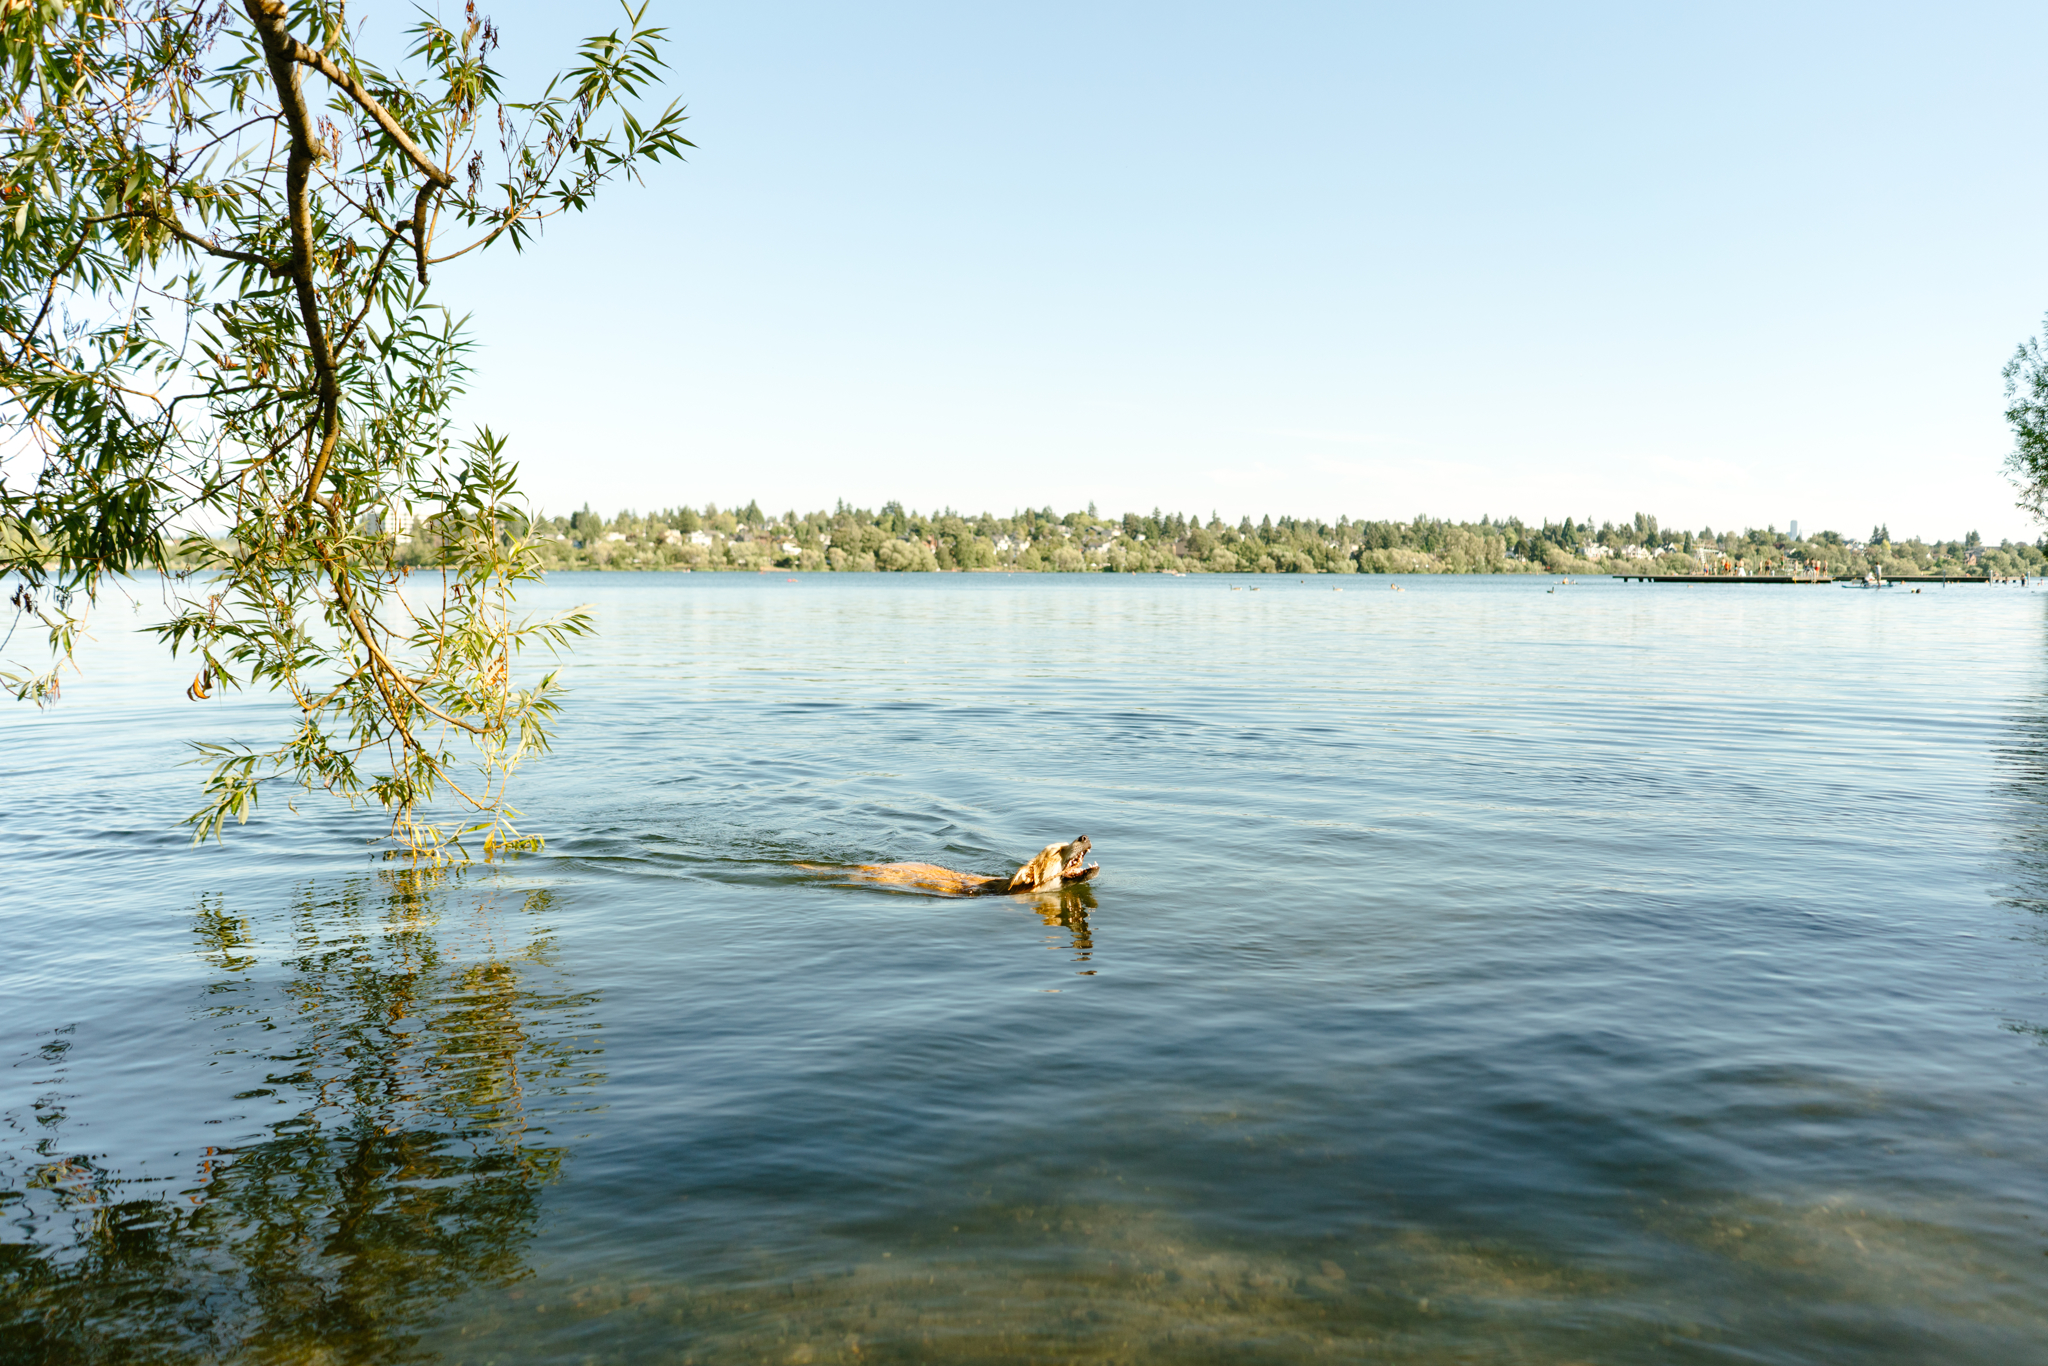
[[843, 862, 1007, 895]]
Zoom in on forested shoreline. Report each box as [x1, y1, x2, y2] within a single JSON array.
[[491, 502, 2042, 579]]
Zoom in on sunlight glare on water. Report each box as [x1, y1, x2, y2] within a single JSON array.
[[4, 572, 2047, 1363]]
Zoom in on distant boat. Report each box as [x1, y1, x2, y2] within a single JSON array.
[[1840, 572, 1893, 590]]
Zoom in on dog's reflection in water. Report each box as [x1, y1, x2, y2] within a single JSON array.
[[1022, 881, 1097, 971]]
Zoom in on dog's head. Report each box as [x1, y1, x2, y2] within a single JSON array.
[[1008, 835, 1093, 891]]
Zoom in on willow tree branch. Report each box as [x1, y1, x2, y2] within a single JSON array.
[[154, 210, 286, 275], [409, 180, 438, 283], [241, 0, 341, 507], [272, 34, 455, 193]]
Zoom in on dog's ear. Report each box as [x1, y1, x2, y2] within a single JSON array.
[[1008, 843, 1065, 890]]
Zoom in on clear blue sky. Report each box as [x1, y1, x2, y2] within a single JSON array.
[[434, 0, 2048, 540]]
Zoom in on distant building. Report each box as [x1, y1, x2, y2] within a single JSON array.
[[1790, 520, 1800, 539]]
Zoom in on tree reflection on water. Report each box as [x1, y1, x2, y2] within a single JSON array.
[[1, 867, 601, 1363]]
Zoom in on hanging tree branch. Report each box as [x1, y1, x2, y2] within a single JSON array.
[[0, 0, 694, 854]]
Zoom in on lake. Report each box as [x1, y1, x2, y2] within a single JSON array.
[[4, 571, 2046, 1364]]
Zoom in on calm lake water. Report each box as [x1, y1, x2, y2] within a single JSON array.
[[5, 571, 2048, 1364]]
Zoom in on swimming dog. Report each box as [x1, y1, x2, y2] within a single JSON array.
[[822, 836, 1098, 896]]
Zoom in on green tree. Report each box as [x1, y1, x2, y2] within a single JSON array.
[[0, 0, 689, 850], [2006, 316, 2048, 520]]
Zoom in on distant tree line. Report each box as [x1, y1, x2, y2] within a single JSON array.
[[392, 502, 2041, 578]]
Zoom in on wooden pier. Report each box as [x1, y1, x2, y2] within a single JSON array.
[[1879, 575, 1992, 584], [1610, 573, 1834, 584], [1612, 572, 1994, 585]]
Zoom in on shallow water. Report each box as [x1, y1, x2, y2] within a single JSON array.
[[5, 572, 2047, 1364]]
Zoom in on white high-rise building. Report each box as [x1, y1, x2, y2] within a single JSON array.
[[1789, 519, 1800, 540]]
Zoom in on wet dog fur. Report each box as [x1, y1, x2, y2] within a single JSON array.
[[819, 836, 1098, 896]]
